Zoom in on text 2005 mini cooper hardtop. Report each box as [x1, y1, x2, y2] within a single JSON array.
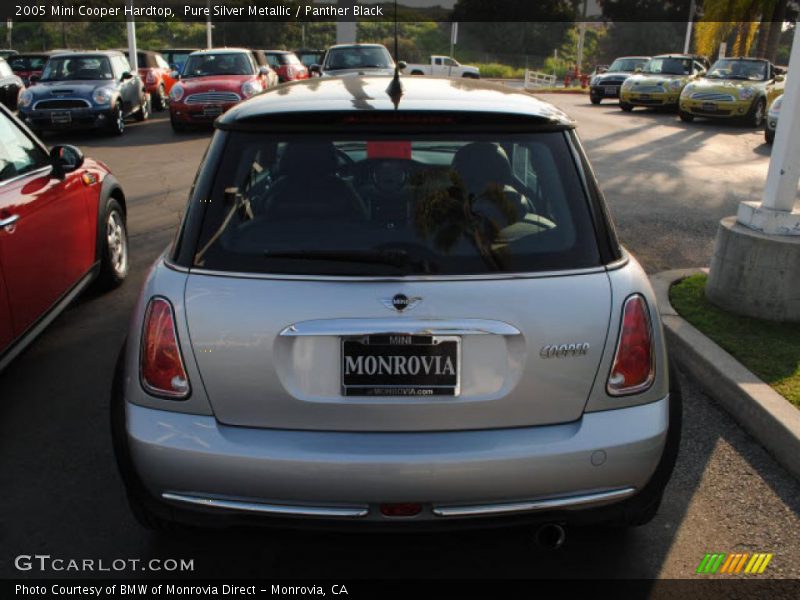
[[112, 76, 681, 534]]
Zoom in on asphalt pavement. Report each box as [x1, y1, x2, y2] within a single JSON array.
[[0, 100, 798, 580]]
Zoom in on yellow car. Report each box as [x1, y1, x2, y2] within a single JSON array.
[[678, 57, 785, 126], [619, 54, 708, 111]]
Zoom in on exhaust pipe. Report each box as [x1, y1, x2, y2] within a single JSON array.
[[535, 523, 566, 550]]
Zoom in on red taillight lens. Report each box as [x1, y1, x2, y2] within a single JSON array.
[[607, 294, 654, 396], [140, 297, 190, 399]]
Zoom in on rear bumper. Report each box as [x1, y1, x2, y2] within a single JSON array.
[[125, 395, 669, 525]]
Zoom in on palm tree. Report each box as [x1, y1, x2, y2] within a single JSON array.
[[693, 0, 780, 59]]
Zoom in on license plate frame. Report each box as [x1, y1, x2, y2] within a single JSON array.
[[702, 102, 717, 112], [50, 111, 72, 125], [639, 93, 651, 100], [203, 105, 223, 117], [604, 85, 618, 95], [341, 334, 460, 397]]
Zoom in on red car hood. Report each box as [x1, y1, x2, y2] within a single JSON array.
[[179, 75, 253, 92]]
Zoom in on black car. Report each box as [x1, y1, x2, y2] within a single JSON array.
[[589, 56, 650, 104], [0, 58, 24, 110], [293, 48, 325, 73], [17, 50, 149, 136]]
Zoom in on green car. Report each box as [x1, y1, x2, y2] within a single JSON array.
[[619, 54, 708, 111], [678, 57, 785, 126]]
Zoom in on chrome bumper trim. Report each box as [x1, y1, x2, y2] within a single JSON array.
[[162, 493, 369, 518], [432, 487, 636, 517], [280, 318, 521, 337]]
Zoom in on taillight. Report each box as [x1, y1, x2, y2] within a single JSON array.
[[145, 69, 157, 84], [140, 297, 190, 399], [607, 294, 654, 396], [285, 66, 296, 80]]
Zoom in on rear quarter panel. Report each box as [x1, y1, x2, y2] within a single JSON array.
[[583, 252, 669, 413]]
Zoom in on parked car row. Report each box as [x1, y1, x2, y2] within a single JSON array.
[[591, 53, 785, 142]]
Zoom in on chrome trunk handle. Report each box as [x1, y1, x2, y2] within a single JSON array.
[[280, 318, 521, 337]]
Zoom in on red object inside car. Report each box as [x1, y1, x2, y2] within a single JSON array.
[[367, 141, 412, 160]]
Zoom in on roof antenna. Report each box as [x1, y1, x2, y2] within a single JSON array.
[[386, 0, 403, 109]]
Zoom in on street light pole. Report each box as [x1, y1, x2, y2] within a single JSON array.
[[126, 0, 137, 71], [206, 0, 213, 48], [683, 0, 696, 54], [575, 0, 587, 74]]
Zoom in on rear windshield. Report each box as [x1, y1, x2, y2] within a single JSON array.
[[192, 132, 600, 276], [268, 53, 301, 66], [10, 56, 48, 71]]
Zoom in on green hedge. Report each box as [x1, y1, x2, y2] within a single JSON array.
[[472, 63, 527, 79]]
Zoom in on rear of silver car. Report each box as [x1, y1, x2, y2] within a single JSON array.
[[112, 105, 680, 531]]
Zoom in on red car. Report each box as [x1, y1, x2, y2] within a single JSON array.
[[130, 49, 173, 111], [264, 50, 309, 82], [9, 51, 56, 86], [0, 104, 128, 370], [168, 48, 271, 132]]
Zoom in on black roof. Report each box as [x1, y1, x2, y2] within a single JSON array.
[[218, 76, 574, 129]]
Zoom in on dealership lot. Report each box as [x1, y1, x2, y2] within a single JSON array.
[[1, 96, 798, 579]]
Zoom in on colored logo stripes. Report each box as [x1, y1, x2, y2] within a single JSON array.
[[696, 552, 773, 574]]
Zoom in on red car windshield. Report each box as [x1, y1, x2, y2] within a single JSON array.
[[183, 53, 254, 78]]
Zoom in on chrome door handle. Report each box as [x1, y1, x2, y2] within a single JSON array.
[[0, 214, 20, 229]]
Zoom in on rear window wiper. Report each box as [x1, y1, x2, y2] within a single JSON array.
[[263, 249, 433, 272]]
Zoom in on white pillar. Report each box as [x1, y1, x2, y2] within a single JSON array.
[[736, 21, 800, 235], [762, 22, 800, 212], [126, 16, 137, 71]]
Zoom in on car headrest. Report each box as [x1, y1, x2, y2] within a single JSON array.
[[451, 142, 513, 196], [279, 142, 339, 177]]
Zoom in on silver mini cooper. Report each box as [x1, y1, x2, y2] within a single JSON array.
[[112, 76, 681, 534]]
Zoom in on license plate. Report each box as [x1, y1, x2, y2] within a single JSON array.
[[639, 93, 651, 100], [341, 335, 460, 397], [203, 105, 222, 116], [50, 111, 71, 124], [604, 86, 618, 95], [702, 102, 717, 112]]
